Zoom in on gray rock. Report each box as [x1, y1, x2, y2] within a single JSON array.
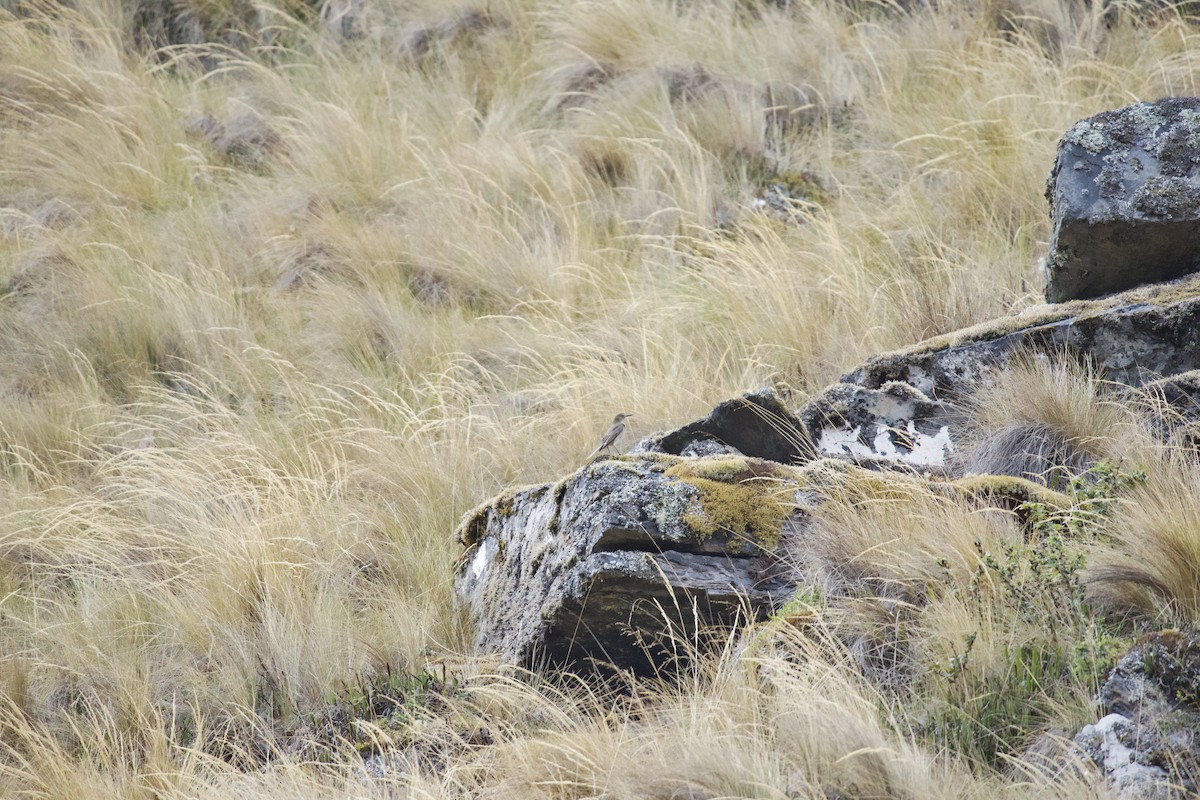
[[638, 388, 812, 464], [455, 455, 801, 674], [797, 275, 1200, 477], [844, 272, 1200, 399], [452, 447, 1050, 676], [1045, 97, 1200, 303], [1073, 714, 1174, 800], [1071, 632, 1200, 798], [454, 272, 1200, 678]]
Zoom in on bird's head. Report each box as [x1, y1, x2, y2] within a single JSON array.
[[613, 412, 633, 423]]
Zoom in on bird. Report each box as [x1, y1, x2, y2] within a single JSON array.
[[588, 412, 633, 458]]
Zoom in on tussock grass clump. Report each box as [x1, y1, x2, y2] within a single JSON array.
[[405, 627, 1077, 800], [1088, 450, 1200, 628], [958, 354, 1133, 487]]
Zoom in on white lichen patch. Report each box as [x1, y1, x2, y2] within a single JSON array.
[[470, 536, 494, 579], [816, 426, 875, 459], [906, 423, 954, 465], [871, 422, 954, 466], [817, 423, 954, 467], [1075, 714, 1170, 799]]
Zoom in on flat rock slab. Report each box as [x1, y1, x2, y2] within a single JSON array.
[[843, 272, 1200, 398], [1045, 97, 1200, 303], [455, 455, 801, 674]]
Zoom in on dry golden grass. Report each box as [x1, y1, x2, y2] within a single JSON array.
[[1, 0, 1199, 795], [790, 462, 1124, 766], [1087, 445, 1200, 626]]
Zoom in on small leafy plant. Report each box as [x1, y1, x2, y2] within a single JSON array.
[[919, 461, 1143, 765]]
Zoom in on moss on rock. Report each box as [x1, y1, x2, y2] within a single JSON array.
[[950, 474, 1072, 511], [663, 456, 797, 549]]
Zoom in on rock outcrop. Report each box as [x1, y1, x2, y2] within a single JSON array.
[[455, 454, 801, 674], [845, 273, 1200, 398], [1073, 632, 1200, 799], [455, 272, 1200, 673], [454, 450, 1064, 676], [787, 272, 1200, 471], [1044, 97, 1200, 303], [799, 380, 956, 470]]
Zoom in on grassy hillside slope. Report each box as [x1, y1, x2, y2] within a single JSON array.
[[1, 0, 1200, 796]]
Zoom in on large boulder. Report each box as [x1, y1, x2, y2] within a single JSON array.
[[1045, 97, 1200, 303], [453, 451, 1066, 674], [454, 454, 802, 674]]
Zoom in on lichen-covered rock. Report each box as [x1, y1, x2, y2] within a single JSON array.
[[454, 454, 802, 674], [799, 380, 957, 470], [1072, 631, 1200, 798], [844, 272, 1200, 398], [1045, 97, 1200, 303], [454, 446, 1076, 676], [638, 388, 812, 463], [1073, 714, 1174, 800]]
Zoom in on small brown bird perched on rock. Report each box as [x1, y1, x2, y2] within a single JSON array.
[[589, 413, 632, 458]]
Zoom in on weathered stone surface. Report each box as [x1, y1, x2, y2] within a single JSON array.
[[796, 277, 1200, 479], [1045, 97, 1200, 303], [1072, 632, 1200, 798], [454, 451, 1068, 675], [638, 388, 812, 463], [799, 380, 957, 470], [801, 275, 1200, 477], [455, 455, 801, 674], [1073, 715, 1174, 800], [1138, 369, 1200, 417], [1124, 369, 1200, 448], [844, 273, 1200, 399]]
